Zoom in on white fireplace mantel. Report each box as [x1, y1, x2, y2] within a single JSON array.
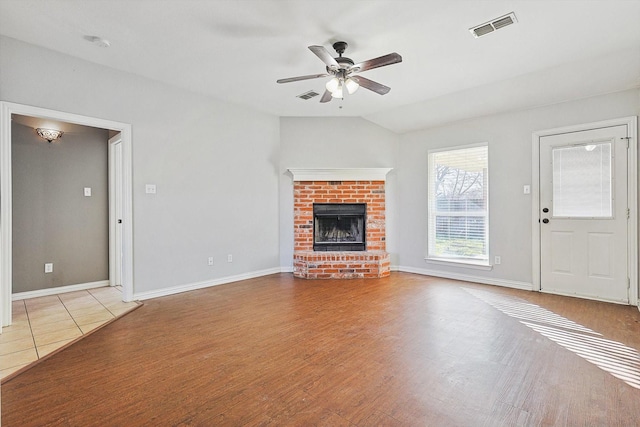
[[287, 168, 393, 182]]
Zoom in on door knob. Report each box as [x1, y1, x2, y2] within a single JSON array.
[[542, 208, 549, 213], [542, 218, 549, 224]]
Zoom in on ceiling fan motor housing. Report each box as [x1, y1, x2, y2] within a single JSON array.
[[332, 41, 348, 55], [327, 41, 354, 74]]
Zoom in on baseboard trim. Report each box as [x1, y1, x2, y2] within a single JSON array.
[[397, 266, 533, 291], [127, 265, 534, 301], [12, 280, 111, 301], [134, 267, 285, 301]]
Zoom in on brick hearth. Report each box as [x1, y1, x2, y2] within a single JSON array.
[[292, 178, 390, 279], [294, 251, 390, 279]]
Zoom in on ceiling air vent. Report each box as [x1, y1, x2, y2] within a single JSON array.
[[297, 90, 320, 100], [470, 12, 517, 38]]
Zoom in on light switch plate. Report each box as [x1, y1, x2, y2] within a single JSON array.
[[523, 185, 531, 194], [145, 184, 157, 194], [84, 187, 91, 197], [44, 263, 53, 273]]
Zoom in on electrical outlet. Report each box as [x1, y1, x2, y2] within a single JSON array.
[[44, 263, 53, 273], [227, 254, 233, 263], [494, 256, 501, 265], [145, 184, 156, 194], [208, 257, 214, 266]]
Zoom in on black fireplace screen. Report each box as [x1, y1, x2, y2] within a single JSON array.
[[313, 203, 366, 251]]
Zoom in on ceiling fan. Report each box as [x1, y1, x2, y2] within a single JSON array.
[[277, 41, 402, 103]]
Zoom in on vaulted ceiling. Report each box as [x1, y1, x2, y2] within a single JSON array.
[[1, 0, 639, 133]]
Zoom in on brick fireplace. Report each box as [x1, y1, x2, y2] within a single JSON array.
[[289, 168, 391, 279]]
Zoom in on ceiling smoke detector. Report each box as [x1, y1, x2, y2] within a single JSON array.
[[470, 12, 518, 38]]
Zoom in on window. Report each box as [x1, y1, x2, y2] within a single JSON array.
[[552, 141, 612, 218], [428, 144, 488, 263]]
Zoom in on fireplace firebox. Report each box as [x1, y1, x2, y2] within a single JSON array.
[[313, 203, 366, 251]]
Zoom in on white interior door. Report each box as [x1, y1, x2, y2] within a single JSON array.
[[539, 125, 629, 303], [109, 134, 123, 287]]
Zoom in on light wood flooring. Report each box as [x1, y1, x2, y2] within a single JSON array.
[[2, 273, 640, 426], [0, 286, 140, 380]]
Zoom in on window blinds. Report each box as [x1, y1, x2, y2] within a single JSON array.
[[428, 145, 488, 260]]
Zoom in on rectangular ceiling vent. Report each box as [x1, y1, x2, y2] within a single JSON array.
[[470, 12, 517, 38], [297, 90, 320, 100]]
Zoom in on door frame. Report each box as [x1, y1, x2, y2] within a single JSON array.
[[531, 116, 638, 306], [0, 101, 134, 328]]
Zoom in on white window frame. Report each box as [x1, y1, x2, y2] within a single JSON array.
[[426, 143, 490, 268]]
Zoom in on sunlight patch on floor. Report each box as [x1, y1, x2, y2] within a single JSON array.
[[464, 287, 640, 390]]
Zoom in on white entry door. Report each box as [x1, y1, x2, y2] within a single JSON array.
[[539, 125, 629, 303]]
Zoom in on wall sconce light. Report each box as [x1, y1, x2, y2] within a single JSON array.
[[36, 128, 64, 143]]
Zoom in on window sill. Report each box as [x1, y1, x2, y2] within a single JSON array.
[[424, 257, 493, 271]]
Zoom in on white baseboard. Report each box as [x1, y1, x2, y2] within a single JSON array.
[[134, 267, 286, 301], [397, 265, 533, 291], [12, 280, 111, 301], [130, 264, 533, 302]]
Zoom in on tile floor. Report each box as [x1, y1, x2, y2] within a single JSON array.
[[0, 286, 139, 380]]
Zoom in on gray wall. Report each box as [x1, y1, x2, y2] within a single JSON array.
[[278, 117, 400, 267], [12, 122, 109, 292], [1, 35, 281, 296], [396, 89, 640, 286]]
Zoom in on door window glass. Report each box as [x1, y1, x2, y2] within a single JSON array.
[[552, 141, 612, 217]]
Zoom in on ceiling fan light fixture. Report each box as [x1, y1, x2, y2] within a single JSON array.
[[331, 84, 344, 99], [326, 77, 340, 93], [345, 77, 359, 94]]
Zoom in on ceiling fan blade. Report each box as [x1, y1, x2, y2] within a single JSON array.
[[319, 89, 333, 103], [353, 76, 391, 95], [308, 45, 339, 68], [277, 73, 329, 84], [352, 52, 402, 73]]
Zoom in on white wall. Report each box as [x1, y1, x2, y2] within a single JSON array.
[[397, 89, 640, 287], [1, 34, 637, 301], [0, 36, 281, 295], [278, 117, 400, 268]]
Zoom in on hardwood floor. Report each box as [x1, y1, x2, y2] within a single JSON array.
[[2, 273, 640, 426]]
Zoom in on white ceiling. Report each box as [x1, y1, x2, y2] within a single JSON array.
[[1, 0, 639, 133]]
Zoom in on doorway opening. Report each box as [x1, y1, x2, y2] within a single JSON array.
[[0, 102, 133, 327]]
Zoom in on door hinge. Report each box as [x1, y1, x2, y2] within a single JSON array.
[[622, 136, 631, 148], [628, 277, 631, 289], [627, 208, 631, 219]]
